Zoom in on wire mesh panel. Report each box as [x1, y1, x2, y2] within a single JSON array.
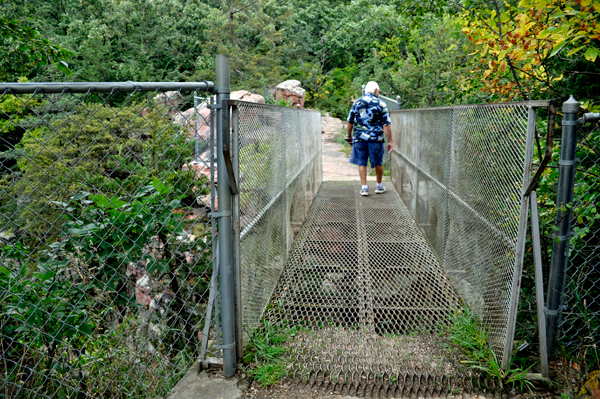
[[559, 121, 600, 354], [390, 103, 539, 361], [0, 84, 217, 398], [236, 103, 322, 348], [265, 182, 466, 396]]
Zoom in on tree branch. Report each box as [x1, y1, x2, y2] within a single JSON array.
[[446, 0, 500, 37]]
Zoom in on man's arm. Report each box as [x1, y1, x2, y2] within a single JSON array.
[[346, 122, 353, 143], [384, 124, 393, 154]]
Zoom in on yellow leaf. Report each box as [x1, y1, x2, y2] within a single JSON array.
[[482, 43, 489, 56], [513, 48, 525, 61], [515, 13, 528, 22], [498, 50, 507, 61], [524, 22, 536, 32], [581, 0, 591, 6], [567, 45, 588, 56], [499, 60, 508, 72], [538, 29, 551, 39]]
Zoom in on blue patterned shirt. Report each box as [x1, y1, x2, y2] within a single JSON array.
[[347, 93, 391, 142]]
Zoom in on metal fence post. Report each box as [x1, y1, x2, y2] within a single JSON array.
[[545, 95, 579, 354], [503, 105, 536, 368], [396, 96, 402, 110], [216, 54, 236, 377]]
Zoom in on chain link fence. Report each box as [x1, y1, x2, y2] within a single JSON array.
[[389, 102, 547, 364], [557, 120, 600, 361], [235, 102, 322, 350], [0, 83, 218, 398]]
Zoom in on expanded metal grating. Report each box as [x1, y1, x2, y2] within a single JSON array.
[[389, 103, 541, 362], [265, 182, 468, 396], [235, 102, 322, 350]]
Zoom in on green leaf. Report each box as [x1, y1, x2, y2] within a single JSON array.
[[0, 265, 10, 277], [78, 322, 92, 336], [550, 41, 567, 57], [109, 197, 127, 208], [152, 178, 171, 195], [566, 45, 587, 57], [72, 192, 91, 201], [92, 194, 110, 209], [583, 46, 599, 62]]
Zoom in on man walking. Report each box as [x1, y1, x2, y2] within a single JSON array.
[[346, 81, 393, 196]]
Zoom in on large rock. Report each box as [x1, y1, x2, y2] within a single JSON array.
[[275, 80, 306, 108], [172, 107, 211, 140], [230, 90, 265, 104], [154, 91, 184, 116], [577, 370, 600, 399]]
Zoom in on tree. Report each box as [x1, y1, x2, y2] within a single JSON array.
[[459, 0, 600, 101], [0, 0, 72, 81], [371, 16, 474, 108]]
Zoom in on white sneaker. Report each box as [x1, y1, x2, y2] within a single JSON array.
[[375, 185, 386, 194], [360, 187, 369, 196]]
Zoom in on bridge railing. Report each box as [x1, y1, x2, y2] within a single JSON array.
[[0, 82, 217, 397], [390, 101, 550, 365], [229, 101, 322, 353]]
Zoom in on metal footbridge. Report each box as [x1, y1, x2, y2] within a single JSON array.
[[265, 182, 463, 396], [220, 99, 550, 395]]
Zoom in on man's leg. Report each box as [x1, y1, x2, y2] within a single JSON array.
[[359, 165, 368, 185], [375, 165, 383, 184]]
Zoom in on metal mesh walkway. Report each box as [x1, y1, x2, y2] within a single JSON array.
[[265, 182, 469, 396]]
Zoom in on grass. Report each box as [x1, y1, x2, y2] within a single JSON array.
[[243, 320, 298, 388], [333, 131, 352, 156], [444, 308, 540, 394]]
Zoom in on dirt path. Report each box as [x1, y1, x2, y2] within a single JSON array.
[[320, 115, 357, 181], [320, 115, 382, 183]]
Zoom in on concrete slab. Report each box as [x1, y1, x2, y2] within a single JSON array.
[[166, 364, 242, 399]]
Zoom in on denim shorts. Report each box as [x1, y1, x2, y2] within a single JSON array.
[[349, 140, 384, 167]]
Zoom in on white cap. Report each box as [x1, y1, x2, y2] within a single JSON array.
[[364, 81, 380, 94]]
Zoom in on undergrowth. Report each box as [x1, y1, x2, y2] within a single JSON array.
[[445, 309, 539, 394], [242, 320, 298, 388]]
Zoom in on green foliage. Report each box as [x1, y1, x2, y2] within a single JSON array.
[[371, 16, 475, 107], [310, 66, 357, 119], [57, 180, 186, 277], [0, 1, 72, 81], [1, 179, 212, 397], [243, 320, 297, 387], [445, 309, 537, 393], [1, 242, 93, 345], [0, 98, 207, 247]]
